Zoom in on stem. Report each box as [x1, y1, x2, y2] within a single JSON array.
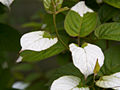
[[52, 0, 69, 49], [106, 40, 109, 50], [84, 76, 87, 83], [53, 14, 68, 49], [92, 87, 95, 90], [77, 18, 83, 46], [78, 36, 80, 46], [93, 74, 96, 83]]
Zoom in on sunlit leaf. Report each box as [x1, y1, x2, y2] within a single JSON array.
[[43, 0, 63, 13], [51, 76, 89, 90], [96, 72, 120, 89], [64, 1, 97, 37], [69, 43, 104, 78], [20, 31, 58, 52]]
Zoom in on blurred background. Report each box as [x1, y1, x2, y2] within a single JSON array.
[[0, 0, 60, 89]]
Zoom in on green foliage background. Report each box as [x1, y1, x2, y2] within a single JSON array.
[[0, 0, 120, 89]]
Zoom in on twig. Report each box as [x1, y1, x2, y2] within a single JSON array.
[[52, 0, 69, 49]]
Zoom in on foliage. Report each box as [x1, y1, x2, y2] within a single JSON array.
[[1, 0, 120, 89]]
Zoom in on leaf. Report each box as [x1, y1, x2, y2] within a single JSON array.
[[50, 75, 90, 90], [69, 43, 104, 78], [71, 1, 94, 17], [20, 42, 66, 62], [94, 40, 106, 51], [95, 23, 120, 41], [12, 81, 29, 90], [12, 63, 33, 71], [103, 0, 120, 8], [20, 31, 58, 52], [64, 10, 97, 37], [56, 51, 70, 66], [0, 0, 14, 8], [22, 22, 42, 29], [43, 0, 63, 13], [99, 45, 120, 75], [112, 12, 120, 22], [94, 59, 100, 75], [0, 23, 21, 51], [96, 72, 120, 89], [64, 1, 98, 37], [50, 76, 82, 90], [98, 4, 119, 22], [47, 63, 83, 86], [20, 31, 69, 62]]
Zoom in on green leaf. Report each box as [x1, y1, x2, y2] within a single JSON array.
[[56, 51, 70, 66], [81, 42, 88, 48], [98, 4, 119, 22], [112, 12, 120, 22], [20, 30, 69, 62], [12, 63, 33, 71], [0, 23, 21, 51], [95, 23, 120, 41], [94, 59, 100, 75], [43, 0, 63, 13], [64, 10, 97, 37], [47, 63, 94, 87], [95, 40, 106, 51], [103, 0, 120, 8], [47, 63, 83, 86], [20, 42, 66, 62], [43, 31, 52, 38], [22, 22, 42, 29], [99, 45, 120, 76]]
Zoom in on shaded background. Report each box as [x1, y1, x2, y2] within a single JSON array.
[[5, 0, 59, 71], [1, 0, 120, 90], [0, 0, 62, 89]]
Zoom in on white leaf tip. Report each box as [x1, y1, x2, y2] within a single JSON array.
[[16, 56, 23, 63], [20, 31, 58, 52], [71, 1, 94, 17], [69, 43, 104, 78]]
